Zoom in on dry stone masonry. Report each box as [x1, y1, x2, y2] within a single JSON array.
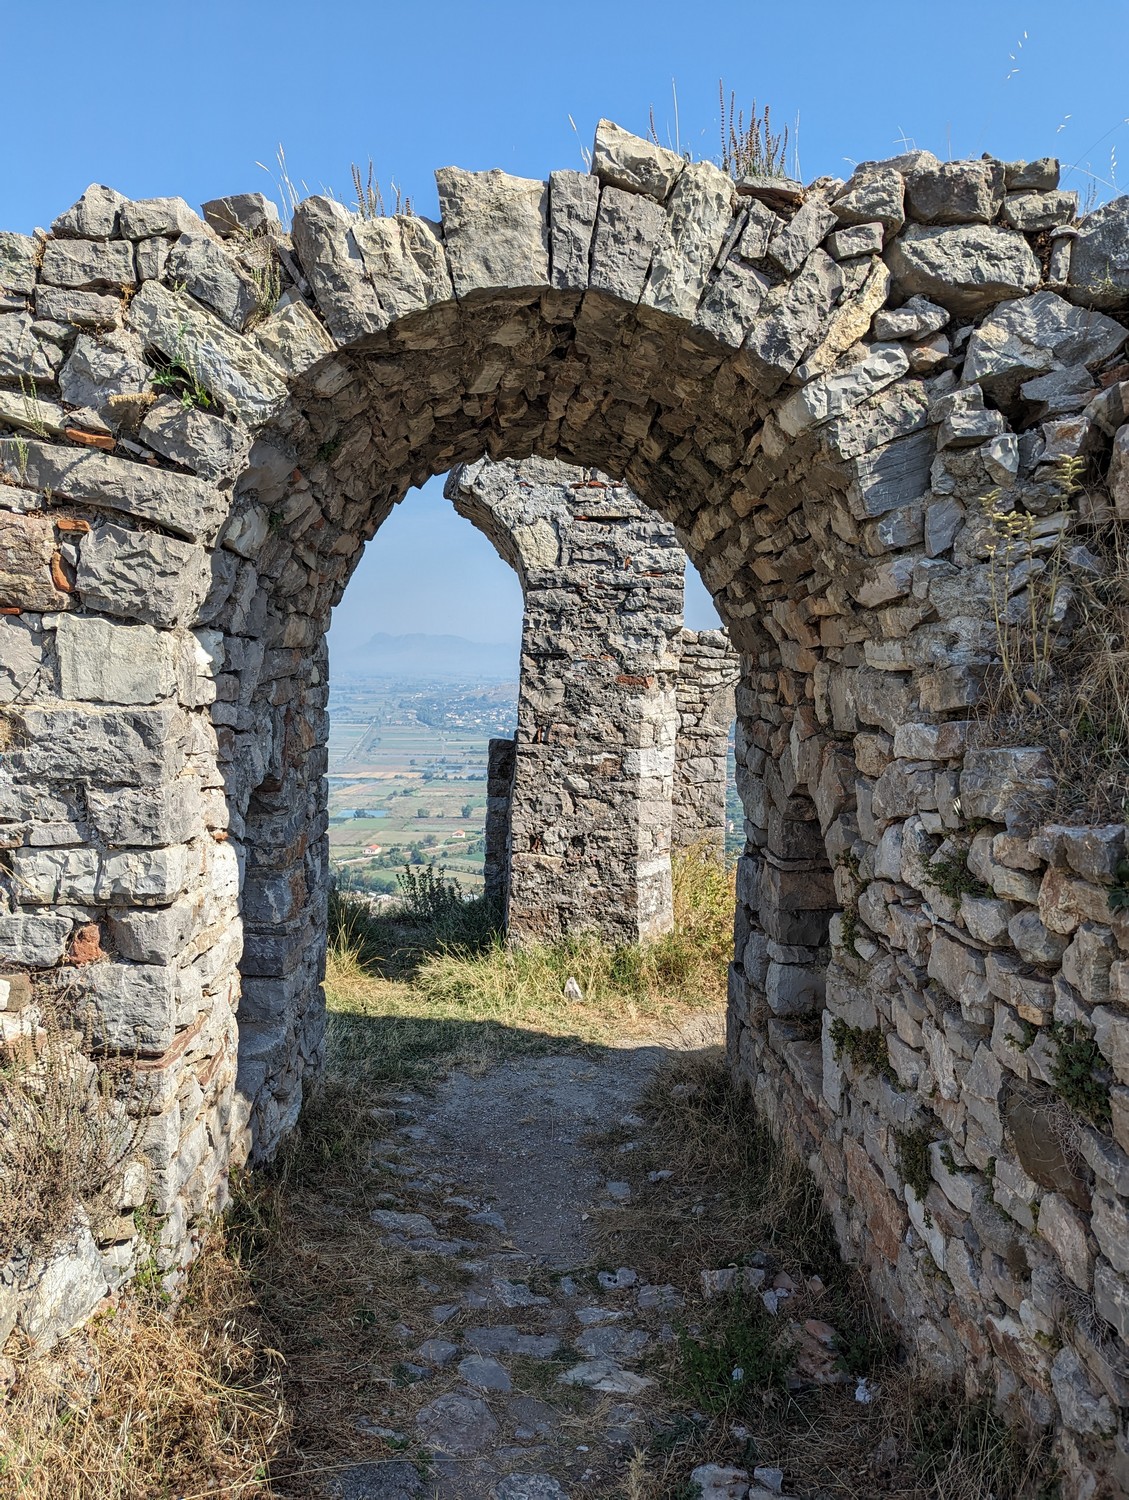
[[448, 454, 736, 942], [3, 120, 1129, 1489]]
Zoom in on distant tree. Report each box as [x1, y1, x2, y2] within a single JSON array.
[[461, 803, 474, 818], [416, 807, 429, 819]]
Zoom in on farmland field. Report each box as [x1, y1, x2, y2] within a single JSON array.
[[327, 677, 518, 894]]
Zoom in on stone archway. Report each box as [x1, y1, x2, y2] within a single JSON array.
[[3, 122, 1129, 1488]]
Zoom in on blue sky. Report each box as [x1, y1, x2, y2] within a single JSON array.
[[4, 0, 1128, 654]]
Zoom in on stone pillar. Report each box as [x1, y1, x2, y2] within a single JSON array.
[[673, 629, 739, 854], [448, 457, 685, 944], [483, 736, 515, 911]]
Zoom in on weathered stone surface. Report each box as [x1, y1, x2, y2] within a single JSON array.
[[833, 167, 905, 232], [0, 914, 72, 966], [905, 159, 1004, 224], [591, 120, 683, 200], [139, 399, 250, 483], [10, 704, 187, 787], [695, 257, 770, 347], [290, 197, 387, 343], [0, 512, 66, 611], [415, 1391, 498, 1454], [589, 186, 665, 304], [0, 234, 41, 298], [252, 299, 335, 378], [0, 310, 57, 382], [643, 161, 734, 319], [744, 249, 843, 392], [352, 214, 454, 321], [36, 286, 121, 330], [16, 1223, 109, 1347], [872, 295, 948, 341], [127, 280, 288, 424], [55, 614, 177, 705], [778, 344, 909, 435], [436, 168, 548, 298], [1052, 1347, 1117, 1436], [1001, 190, 1077, 231], [0, 437, 224, 542], [494, 1477, 569, 1500], [548, 170, 600, 292], [885, 224, 1040, 313], [75, 521, 211, 627], [58, 330, 149, 412], [165, 232, 259, 331], [71, 962, 178, 1054], [52, 185, 126, 241], [201, 193, 280, 238], [86, 781, 201, 848], [40, 239, 135, 291], [964, 291, 1126, 396], [118, 197, 202, 239], [825, 221, 884, 260], [766, 196, 836, 275], [1067, 196, 1129, 308]]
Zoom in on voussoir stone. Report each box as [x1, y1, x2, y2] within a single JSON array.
[[885, 222, 1040, 313], [591, 118, 684, 200], [291, 197, 386, 343], [643, 159, 734, 319], [352, 213, 454, 323], [252, 299, 335, 377], [548, 169, 599, 291], [164, 232, 259, 331], [590, 185, 665, 304], [436, 167, 549, 298], [743, 248, 843, 393], [1066, 195, 1129, 308]]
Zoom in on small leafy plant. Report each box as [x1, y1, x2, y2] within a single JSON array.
[[829, 1018, 897, 1085], [1049, 1022, 1112, 1127]]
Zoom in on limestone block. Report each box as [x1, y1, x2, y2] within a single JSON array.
[[201, 193, 280, 238], [964, 290, 1126, 396], [118, 197, 203, 238], [138, 399, 249, 484], [1007, 158, 1060, 191], [589, 185, 665, 304], [694, 257, 770, 348], [778, 344, 909, 436], [127, 281, 287, 425], [55, 614, 178, 705], [1029, 824, 1127, 885], [40, 239, 135, 291], [0, 232, 41, 297], [11, 703, 188, 788], [591, 119, 684, 200], [1066, 195, 1129, 308], [825, 222, 884, 259], [927, 932, 987, 1008], [1094, 1258, 1129, 1340], [765, 961, 824, 1016], [743, 249, 843, 394], [251, 300, 335, 379], [78, 961, 178, 1054], [0, 310, 57, 382], [36, 286, 121, 330], [892, 721, 968, 760], [845, 428, 933, 519], [885, 224, 1040, 314], [765, 196, 836, 275], [872, 296, 949, 341], [547, 170, 600, 292], [0, 512, 66, 611], [16, 1222, 109, 1348], [1051, 1347, 1117, 1436], [961, 894, 1014, 945], [643, 161, 734, 320], [86, 780, 201, 847], [0, 913, 72, 966], [1062, 924, 1115, 1006], [0, 438, 225, 543], [905, 159, 1004, 224], [52, 185, 126, 240], [1039, 867, 1113, 936], [832, 167, 905, 232], [1007, 908, 1069, 966], [75, 520, 211, 628], [435, 167, 548, 298], [164, 232, 258, 331], [290, 196, 388, 343], [959, 747, 1054, 826], [1000, 190, 1077, 231], [352, 213, 454, 321], [57, 329, 149, 413]]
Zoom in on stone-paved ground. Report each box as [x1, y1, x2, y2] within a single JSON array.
[[304, 1023, 786, 1500]]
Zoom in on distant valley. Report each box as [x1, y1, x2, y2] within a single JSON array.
[[331, 631, 519, 682]]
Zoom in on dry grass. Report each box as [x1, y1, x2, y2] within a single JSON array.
[[0, 1227, 284, 1500], [973, 459, 1129, 822], [0, 1005, 138, 1257], [590, 1053, 1057, 1500]]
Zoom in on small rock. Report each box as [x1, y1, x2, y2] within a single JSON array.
[[563, 976, 583, 1002], [689, 1463, 750, 1500], [417, 1339, 459, 1367], [370, 1209, 437, 1238], [597, 1267, 637, 1291], [605, 1181, 631, 1202], [557, 1359, 653, 1395], [321, 1460, 423, 1499], [491, 1278, 549, 1308], [416, 1392, 498, 1455], [493, 1476, 570, 1500], [458, 1353, 512, 1393]]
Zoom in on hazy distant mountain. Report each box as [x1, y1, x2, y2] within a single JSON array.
[[332, 631, 519, 681]]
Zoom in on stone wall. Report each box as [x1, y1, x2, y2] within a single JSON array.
[[2, 122, 1129, 1489], [450, 456, 737, 940], [673, 629, 739, 852]]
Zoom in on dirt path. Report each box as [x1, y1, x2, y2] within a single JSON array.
[[307, 1012, 759, 1500]]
